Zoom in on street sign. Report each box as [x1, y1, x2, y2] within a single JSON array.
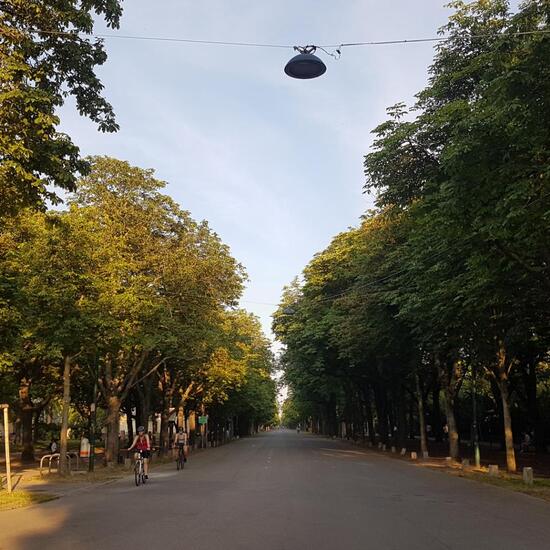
[[198, 415, 208, 425]]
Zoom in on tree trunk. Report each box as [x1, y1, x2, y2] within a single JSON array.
[[431, 379, 443, 442], [438, 356, 463, 461], [32, 409, 41, 444], [126, 409, 133, 444], [364, 393, 376, 444], [105, 395, 121, 465], [373, 383, 389, 444], [58, 356, 71, 475], [443, 385, 459, 460], [489, 342, 517, 472], [496, 375, 517, 472], [159, 376, 176, 455], [133, 392, 142, 429], [395, 386, 407, 449], [160, 408, 170, 453], [18, 380, 35, 463], [489, 377, 506, 450], [138, 378, 153, 433], [407, 401, 414, 440], [526, 361, 544, 452], [328, 393, 338, 437], [416, 373, 428, 457]]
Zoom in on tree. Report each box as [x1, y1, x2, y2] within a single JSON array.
[[276, 2, 549, 470], [0, 210, 96, 463], [0, 0, 122, 215], [69, 157, 245, 463]]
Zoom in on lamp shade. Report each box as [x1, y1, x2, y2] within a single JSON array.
[[284, 52, 327, 79]]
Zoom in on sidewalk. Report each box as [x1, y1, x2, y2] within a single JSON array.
[[1, 441, 224, 501]]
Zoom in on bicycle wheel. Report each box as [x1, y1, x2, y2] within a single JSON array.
[[134, 462, 141, 486]]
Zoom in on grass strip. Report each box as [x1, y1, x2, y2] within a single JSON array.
[[0, 490, 58, 511]]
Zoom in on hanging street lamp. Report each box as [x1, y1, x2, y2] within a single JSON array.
[[284, 46, 327, 79]]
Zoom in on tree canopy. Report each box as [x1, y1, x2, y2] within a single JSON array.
[[0, 0, 123, 215], [275, 0, 550, 472]]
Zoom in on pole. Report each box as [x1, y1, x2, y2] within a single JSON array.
[[1, 405, 12, 493], [472, 366, 481, 469]]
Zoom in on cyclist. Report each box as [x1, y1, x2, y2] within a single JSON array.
[[128, 426, 151, 479], [173, 427, 188, 462]]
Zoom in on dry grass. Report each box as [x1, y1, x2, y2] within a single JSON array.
[[449, 469, 550, 501], [0, 490, 57, 511], [352, 442, 550, 502]]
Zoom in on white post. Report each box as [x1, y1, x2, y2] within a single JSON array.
[[2, 405, 12, 493]]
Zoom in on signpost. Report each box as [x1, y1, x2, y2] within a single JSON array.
[[1, 404, 12, 493], [199, 412, 208, 448]]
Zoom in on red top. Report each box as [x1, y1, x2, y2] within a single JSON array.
[[136, 435, 149, 451]]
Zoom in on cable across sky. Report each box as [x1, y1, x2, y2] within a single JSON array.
[[33, 28, 550, 50]]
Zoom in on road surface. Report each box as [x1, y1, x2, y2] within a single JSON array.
[[2, 430, 550, 550]]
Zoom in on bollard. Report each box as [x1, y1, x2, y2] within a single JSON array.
[[400, 448, 407, 456], [411, 451, 417, 460], [461, 458, 470, 470], [391, 446, 396, 453], [523, 467, 534, 486], [488, 464, 499, 477]]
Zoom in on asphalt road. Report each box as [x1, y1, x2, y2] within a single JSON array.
[[2, 430, 550, 550]]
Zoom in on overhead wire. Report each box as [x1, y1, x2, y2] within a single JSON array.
[[30, 28, 550, 51], [24, 27, 550, 312], [321, 29, 550, 49]]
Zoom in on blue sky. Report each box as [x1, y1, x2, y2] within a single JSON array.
[[59, 0, 454, 340]]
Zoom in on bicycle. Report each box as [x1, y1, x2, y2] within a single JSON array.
[[134, 450, 147, 486], [175, 444, 185, 471]]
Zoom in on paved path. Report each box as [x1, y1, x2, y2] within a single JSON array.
[[2, 430, 549, 550]]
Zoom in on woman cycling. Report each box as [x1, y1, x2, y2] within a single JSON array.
[[128, 426, 151, 479], [173, 427, 189, 462]]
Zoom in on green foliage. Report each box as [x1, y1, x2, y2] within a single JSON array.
[[216, 311, 277, 426], [1, 155, 276, 462], [0, 0, 123, 215], [275, 1, 550, 460]]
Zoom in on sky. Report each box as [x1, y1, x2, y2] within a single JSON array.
[[59, 0, 454, 342]]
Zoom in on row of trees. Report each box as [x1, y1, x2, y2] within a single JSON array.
[[0, 157, 277, 469], [1, 2, 277, 472], [274, 0, 549, 472]]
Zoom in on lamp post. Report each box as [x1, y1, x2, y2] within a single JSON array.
[[284, 46, 327, 79], [1, 404, 12, 493]]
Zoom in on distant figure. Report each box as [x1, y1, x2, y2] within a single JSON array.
[[520, 432, 531, 453], [49, 437, 58, 454], [443, 424, 449, 441], [296, 423, 301, 434]]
